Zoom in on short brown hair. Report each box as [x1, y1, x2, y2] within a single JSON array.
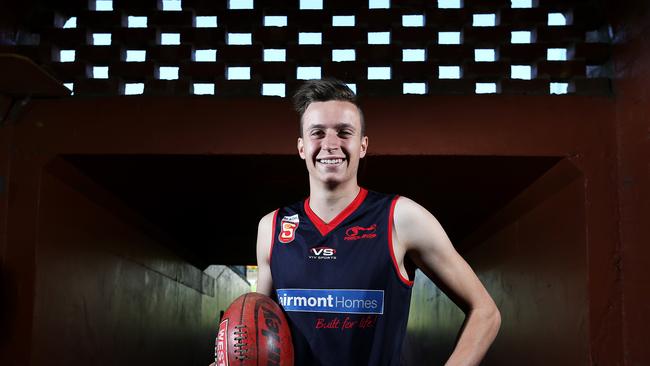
[[292, 78, 365, 137]]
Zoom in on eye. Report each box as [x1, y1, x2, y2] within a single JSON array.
[[338, 129, 353, 137], [310, 130, 325, 138]]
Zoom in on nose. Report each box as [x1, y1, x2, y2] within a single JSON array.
[[322, 131, 341, 151]]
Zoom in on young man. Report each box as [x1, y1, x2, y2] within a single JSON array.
[[256, 79, 500, 365]]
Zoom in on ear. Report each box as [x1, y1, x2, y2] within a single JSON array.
[[359, 136, 369, 159], [297, 137, 306, 160]]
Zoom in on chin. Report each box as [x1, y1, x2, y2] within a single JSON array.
[[323, 179, 345, 190], [322, 172, 355, 186]]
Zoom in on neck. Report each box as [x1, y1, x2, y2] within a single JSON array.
[[308, 178, 360, 223]]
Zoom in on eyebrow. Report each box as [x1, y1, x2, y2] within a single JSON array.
[[307, 123, 356, 131]]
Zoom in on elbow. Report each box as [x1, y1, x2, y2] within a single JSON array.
[[493, 307, 501, 333], [487, 304, 501, 336], [473, 302, 501, 336]]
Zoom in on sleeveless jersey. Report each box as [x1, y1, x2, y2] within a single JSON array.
[[269, 188, 413, 366]]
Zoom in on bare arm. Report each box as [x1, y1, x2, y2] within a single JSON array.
[[255, 210, 276, 296], [394, 197, 500, 366]]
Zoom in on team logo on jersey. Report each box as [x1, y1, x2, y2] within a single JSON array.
[[344, 224, 377, 241], [279, 214, 299, 243], [215, 319, 228, 366], [308, 246, 337, 260]]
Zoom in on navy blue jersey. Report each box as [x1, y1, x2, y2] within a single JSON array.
[[269, 188, 413, 366]]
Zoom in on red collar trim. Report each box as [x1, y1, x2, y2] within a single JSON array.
[[304, 188, 368, 236]]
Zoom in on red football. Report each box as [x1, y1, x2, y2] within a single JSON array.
[[214, 292, 294, 366]]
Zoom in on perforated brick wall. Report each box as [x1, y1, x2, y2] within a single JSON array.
[[1, 0, 612, 97]]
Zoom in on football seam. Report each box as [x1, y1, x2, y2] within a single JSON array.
[[234, 293, 249, 364]]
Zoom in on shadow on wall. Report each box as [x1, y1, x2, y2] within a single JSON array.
[[402, 158, 589, 365], [21, 164, 252, 366], [0, 264, 13, 347]]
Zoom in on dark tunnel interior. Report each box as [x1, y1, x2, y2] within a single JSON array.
[[1, 0, 649, 364], [55, 154, 561, 267]]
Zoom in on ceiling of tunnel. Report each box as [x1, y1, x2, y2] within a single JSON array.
[[60, 154, 561, 269], [1, 0, 612, 97]]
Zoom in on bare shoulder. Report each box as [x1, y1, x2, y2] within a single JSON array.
[[393, 196, 452, 252], [393, 196, 430, 220], [256, 210, 277, 296], [258, 210, 276, 231], [256, 210, 277, 261]]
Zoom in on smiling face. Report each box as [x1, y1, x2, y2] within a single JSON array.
[[297, 100, 368, 188]]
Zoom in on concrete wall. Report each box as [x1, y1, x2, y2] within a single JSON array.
[[0, 67, 628, 365], [610, 1, 650, 364], [29, 170, 250, 366], [404, 160, 588, 365], [1, 94, 621, 364]]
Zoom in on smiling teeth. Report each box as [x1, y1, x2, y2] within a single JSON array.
[[320, 158, 343, 165]]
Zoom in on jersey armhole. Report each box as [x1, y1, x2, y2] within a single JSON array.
[[268, 209, 279, 265], [388, 196, 415, 287]]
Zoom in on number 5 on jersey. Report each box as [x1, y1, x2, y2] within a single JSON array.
[[279, 214, 299, 243]]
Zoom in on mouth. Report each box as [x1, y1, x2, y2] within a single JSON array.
[[316, 157, 346, 166]]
